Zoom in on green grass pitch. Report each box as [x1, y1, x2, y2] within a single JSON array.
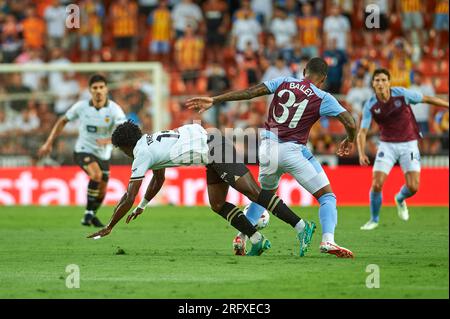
[[0, 205, 448, 299]]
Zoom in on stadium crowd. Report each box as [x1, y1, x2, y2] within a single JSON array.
[[0, 0, 448, 164]]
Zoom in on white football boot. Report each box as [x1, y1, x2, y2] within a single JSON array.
[[394, 196, 409, 221], [360, 220, 379, 230]]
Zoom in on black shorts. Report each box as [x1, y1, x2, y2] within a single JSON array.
[[205, 133, 249, 187], [74, 152, 110, 181]]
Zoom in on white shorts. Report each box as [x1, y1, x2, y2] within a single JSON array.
[[258, 138, 330, 194], [373, 140, 421, 174]]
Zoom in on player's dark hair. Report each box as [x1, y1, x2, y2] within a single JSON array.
[[305, 57, 328, 77], [89, 74, 107, 87], [372, 68, 391, 81], [112, 120, 142, 148]]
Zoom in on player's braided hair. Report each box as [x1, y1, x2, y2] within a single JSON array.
[[112, 120, 142, 148]]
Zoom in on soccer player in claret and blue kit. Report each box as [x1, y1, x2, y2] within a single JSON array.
[[358, 68, 449, 230]]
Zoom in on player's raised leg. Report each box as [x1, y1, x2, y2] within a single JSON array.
[[206, 167, 270, 256]]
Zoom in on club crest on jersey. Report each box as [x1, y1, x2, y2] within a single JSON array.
[[374, 108, 381, 114], [394, 100, 402, 108], [84, 156, 91, 163], [105, 116, 111, 123], [378, 152, 384, 158]]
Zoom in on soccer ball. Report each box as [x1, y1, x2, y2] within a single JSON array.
[[243, 204, 270, 230]]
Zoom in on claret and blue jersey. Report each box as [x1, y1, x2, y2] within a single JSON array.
[[262, 76, 347, 145], [361, 87, 424, 142]]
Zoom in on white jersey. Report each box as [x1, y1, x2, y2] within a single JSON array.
[[65, 99, 127, 160], [130, 124, 209, 181]]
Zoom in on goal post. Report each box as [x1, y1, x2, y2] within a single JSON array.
[[0, 62, 170, 131]]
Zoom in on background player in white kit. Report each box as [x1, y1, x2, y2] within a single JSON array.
[[358, 69, 449, 230], [87, 121, 317, 257], [187, 58, 357, 258], [38, 74, 126, 227]]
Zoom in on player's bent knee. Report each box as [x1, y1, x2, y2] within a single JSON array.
[[210, 201, 226, 213]]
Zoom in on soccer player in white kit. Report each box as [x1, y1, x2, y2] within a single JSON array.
[[87, 121, 317, 257], [187, 58, 357, 258], [358, 69, 449, 230], [38, 74, 127, 227]]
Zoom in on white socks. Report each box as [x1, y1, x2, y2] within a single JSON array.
[[294, 219, 306, 234], [249, 232, 262, 244], [322, 232, 335, 243]]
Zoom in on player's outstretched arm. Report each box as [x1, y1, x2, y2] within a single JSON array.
[[87, 179, 143, 239], [186, 83, 270, 113], [126, 169, 166, 224], [422, 96, 449, 109], [37, 116, 69, 158], [357, 128, 370, 166], [335, 111, 357, 156]]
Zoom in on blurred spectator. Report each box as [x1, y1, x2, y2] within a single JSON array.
[[259, 33, 279, 70], [335, 0, 354, 26], [109, 0, 138, 61], [251, 0, 272, 28], [204, 60, 230, 125], [21, 6, 45, 50], [433, 110, 449, 151], [269, 6, 297, 62], [15, 48, 46, 91], [35, 101, 57, 135], [432, 0, 449, 57], [323, 38, 348, 93], [351, 47, 379, 87], [52, 73, 80, 116], [171, 0, 203, 38], [174, 24, 205, 92], [148, 0, 172, 65], [346, 76, 373, 122], [397, 0, 424, 62], [323, 4, 351, 52], [261, 54, 292, 82], [14, 107, 40, 134], [390, 56, 412, 87], [0, 14, 22, 63], [4, 73, 31, 113], [409, 71, 435, 136], [48, 47, 71, 93], [203, 0, 229, 64], [231, 3, 262, 54], [297, 2, 321, 59], [79, 0, 104, 62], [44, 0, 67, 50], [235, 42, 260, 89], [0, 107, 13, 136], [362, 0, 391, 48]]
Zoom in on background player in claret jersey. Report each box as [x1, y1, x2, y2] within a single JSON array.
[[38, 74, 127, 227], [87, 121, 316, 257], [186, 57, 357, 258], [358, 69, 449, 230]]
